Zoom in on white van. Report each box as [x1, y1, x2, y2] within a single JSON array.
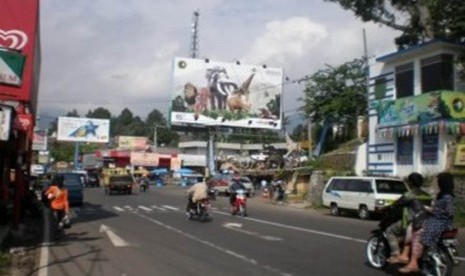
[[322, 176, 409, 219]]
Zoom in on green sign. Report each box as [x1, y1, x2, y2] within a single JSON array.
[[376, 90, 465, 128], [0, 50, 26, 87]]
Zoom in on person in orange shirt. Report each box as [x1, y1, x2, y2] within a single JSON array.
[[45, 175, 69, 237]]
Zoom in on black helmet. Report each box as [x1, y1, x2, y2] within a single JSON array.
[[407, 172, 423, 188]]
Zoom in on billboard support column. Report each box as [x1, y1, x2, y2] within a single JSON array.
[[73, 142, 80, 170], [207, 129, 215, 175]]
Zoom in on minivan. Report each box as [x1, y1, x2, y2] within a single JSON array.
[[322, 176, 409, 219]]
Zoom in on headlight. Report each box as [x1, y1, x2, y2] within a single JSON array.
[[375, 199, 386, 206]]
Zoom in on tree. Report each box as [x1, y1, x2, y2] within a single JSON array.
[[326, 0, 465, 48], [86, 107, 112, 119], [300, 58, 367, 135], [145, 108, 179, 146]]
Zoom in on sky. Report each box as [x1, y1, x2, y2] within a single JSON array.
[[38, 0, 401, 127]]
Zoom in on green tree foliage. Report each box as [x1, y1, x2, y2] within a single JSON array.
[[326, 0, 465, 48], [300, 58, 367, 127]]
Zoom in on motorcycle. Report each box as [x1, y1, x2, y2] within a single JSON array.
[[187, 198, 212, 222], [139, 178, 148, 192], [231, 189, 247, 217], [366, 205, 459, 276]]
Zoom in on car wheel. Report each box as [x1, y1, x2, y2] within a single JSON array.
[[330, 203, 339, 216], [358, 205, 370, 220]]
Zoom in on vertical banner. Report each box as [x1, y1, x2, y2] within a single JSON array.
[[0, 105, 13, 141]]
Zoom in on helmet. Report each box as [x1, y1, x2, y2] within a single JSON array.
[[407, 172, 423, 188]]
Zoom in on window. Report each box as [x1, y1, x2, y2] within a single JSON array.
[[374, 77, 388, 100], [421, 54, 454, 93], [395, 63, 414, 99], [397, 136, 413, 165], [422, 133, 438, 164], [376, 180, 408, 194], [328, 179, 345, 192]]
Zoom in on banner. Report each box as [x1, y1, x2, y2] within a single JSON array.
[[376, 91, 465, 128], [57, 117, 110, 143], [130, 152, 159, 167], [117, 136, 150, 150], [170, 57, 283, 130], [454, 144, 465, 166], [32, 130, 47, 151]]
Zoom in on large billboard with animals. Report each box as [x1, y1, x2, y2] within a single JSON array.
[[170, 57, 283, 130]]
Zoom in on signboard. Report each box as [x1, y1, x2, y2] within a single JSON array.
[[117, 136, 150, 150], [376, 91, 465, 128], [0, 50, 26, 86], [0, 0, 40, 101], [57, 117, 110, 143], [170, 57, 283, 130], [32, 130, 47, 151], [454, 144, 465, 166], [0, 104, 12, 141], [178, 154, 206, 166], [130, 152, 159, 167]]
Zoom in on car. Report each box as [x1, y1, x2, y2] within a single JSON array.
[[42, 172, 84, 207], [106, 175, 134, 195], [322, 176, 409, 220], [208, 174, 254, 196], [86, 172, 100, 187]]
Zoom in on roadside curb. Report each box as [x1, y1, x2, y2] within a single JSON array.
[[37, 206, 50, 276]]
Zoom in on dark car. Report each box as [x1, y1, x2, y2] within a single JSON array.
[[86, 172, 100, 187], [106, 175, 134, 195], [42, 172, 84, 207]]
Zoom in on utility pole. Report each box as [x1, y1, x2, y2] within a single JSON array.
[[190, 9, 200, 59], [153, 124, 157, 151]]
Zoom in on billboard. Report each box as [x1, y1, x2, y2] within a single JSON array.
[[117, 136, 150, 150], [130, 152, 159, 167], [0, 0, 40, 102], [32, 130, 47, 151], [170, 57, 283, 130], [57, 117, 110, 143]]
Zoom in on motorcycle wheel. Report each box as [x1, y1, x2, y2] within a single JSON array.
[[239, 205, 247, 217], [366, 235, 389, 269], [421, 246, 454, 276]]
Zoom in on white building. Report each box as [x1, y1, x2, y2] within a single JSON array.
[[367, 40, 465, 177]]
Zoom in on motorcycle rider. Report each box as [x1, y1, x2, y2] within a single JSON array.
[[229, 171, 246, 207], [186, 178, 209, 216], [399, 172, 455, 273], [386, 172, 432, 264]]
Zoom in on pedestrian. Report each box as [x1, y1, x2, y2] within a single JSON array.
[[45, 175, 70, 239]]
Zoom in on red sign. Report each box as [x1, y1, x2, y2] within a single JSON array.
[[0, 0, 40, 101], [13, 113, 33, 137]]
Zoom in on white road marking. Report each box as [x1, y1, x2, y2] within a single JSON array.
[[151, 205, 166, 211], [214, 210, 366, 244], [138, 205, 152, 212], [100, 224, 129, 247], [161, 205, 179, 211], [113, 206, 124, 212], [223, 222, 283, 241], [134, 212, 292, 276], [38, 210, 51, 276], [123, 205, 133, 211]]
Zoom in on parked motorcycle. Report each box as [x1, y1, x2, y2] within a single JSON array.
[[365, 205, 459, 276], [187, 198, 212, 222], [231, 189, 247, 217]]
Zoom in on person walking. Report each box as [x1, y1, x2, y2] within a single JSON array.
[[45, 175, 70, 239]]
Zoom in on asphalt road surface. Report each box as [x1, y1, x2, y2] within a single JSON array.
[[39, 185, 465, 276]]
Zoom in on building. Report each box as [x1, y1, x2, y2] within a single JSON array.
[[0, 0, 41, 228], [367, 40, 465, 177]]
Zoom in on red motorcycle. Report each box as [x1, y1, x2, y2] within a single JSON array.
[[231, 189, 247, 217]]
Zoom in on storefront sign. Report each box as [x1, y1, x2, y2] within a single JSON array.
[[454, 144, 465, 166], [0, 104, 13, 141], [117, 136, 149, 150], [0, 50, 26, 86]]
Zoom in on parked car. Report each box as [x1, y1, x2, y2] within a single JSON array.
[[42, 172, 84, 207], [106, 175, 134, 195], [322, 176, 409, 220], [86, 172, 100, 187], [208, 174, 254, 196]]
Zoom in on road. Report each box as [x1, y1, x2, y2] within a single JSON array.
[[39, 185, 465, 276]]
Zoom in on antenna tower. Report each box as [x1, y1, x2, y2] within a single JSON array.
[[190, 9, 200, 58]]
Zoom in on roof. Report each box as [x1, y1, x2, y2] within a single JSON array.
[[376, 40, 465, 64]]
